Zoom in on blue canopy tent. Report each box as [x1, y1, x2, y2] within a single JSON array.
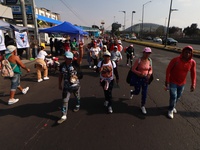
[[36, 14, 63, 25], [39, 21, 88, 35]]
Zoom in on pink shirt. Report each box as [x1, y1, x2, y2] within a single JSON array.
[[132, 58, 152, 76]]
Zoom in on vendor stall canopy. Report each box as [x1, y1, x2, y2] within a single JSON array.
[[0, 20, 27, 32]]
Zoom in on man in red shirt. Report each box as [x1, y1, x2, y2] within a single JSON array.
[[165, 46, 196, 119]]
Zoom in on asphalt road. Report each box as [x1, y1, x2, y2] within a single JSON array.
[[0, 43, 200, 150]]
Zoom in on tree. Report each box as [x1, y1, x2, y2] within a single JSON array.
[[183, 23, 200, 37], [111, 23, 121, 35]]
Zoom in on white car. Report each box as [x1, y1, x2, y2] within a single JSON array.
[[130, 36, 137, 40], [153, 37, 162, 42]]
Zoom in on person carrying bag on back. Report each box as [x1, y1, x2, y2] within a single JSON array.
[[5, 45, 30, 105]]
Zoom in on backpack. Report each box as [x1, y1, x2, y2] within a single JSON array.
[[1, 58, 16, 77]]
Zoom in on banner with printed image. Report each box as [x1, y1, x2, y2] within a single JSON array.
[[0, 30, 6, 51], [15, 31, 30, 48]]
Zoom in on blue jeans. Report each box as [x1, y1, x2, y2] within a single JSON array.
[[169, 83, 185, 111], [132, 77, 148, 106], [10, 73, 21, 91]]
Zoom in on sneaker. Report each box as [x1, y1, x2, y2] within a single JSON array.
[[104, 101, 108, 107], [43, 77, 49, 80], [173, 108, 177, 114], [168, 110, 174, 119], [93, 65, 97, 69], [38, 79, 43, 82], [57, 115, 67, 124], [22, 87, 29, 94], [8, 98, 19, 105], [89, 66, 92, 69], [73, 105, 80, 112], [108, 106, 113, 114], [130, 90, 134, 99], [141, 106, 147, 114]]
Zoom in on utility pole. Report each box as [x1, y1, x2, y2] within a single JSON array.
[[19, 0, 27, 27], [31, 0, 40, 44]]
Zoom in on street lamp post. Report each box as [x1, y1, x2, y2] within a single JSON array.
[[131, 11, 136, 33], [141, 1, 151, 38], [119, 11, 126, 30], [164, 0, 178, 47]]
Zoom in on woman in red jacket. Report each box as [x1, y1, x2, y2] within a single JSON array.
[[165, 46, 196, 119]]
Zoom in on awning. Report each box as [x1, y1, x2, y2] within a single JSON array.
[[36, 14, 62, 25]]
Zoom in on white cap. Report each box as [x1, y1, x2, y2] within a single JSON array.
[[103, 51, 111, 57], [5, 45, 16, 54]]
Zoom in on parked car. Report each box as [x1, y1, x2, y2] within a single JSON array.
[[145, 36, 152, 40], [130, 36, 137, 40], [153, 37, 162, 42], [162, 37, 178, 46]]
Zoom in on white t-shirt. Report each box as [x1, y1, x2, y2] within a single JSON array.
[[97, 60, 116, 81], [37, 50, 48, 60], [90, 47, 101, 59]]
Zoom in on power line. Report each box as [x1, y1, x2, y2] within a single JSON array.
[[59, 0, 89, 26]]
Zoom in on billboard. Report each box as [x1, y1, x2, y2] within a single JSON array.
[[5, 0, 32, 5], [11, 5, 32, 14]]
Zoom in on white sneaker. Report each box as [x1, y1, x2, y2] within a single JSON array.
[[141, 106, 147, 114], [8, 98, 19, 105], [89, 66, 92, 69], [108, 106, 113, 114], [168, 110, 174, 119], [22, 87, 29, 94], [43, 77, 49, 80], [104, 101, 108, 107], [38, 79, 43, 82], [93, 65, 97, 69], [173, 108, 177, 114], [130, 90, 134, 99], [57, 115, 67, 124]]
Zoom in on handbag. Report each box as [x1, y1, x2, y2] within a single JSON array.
[[130, 71, 139, 86], [148, 73, 154, 85]]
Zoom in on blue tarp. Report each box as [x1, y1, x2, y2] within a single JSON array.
[[39, 21, 88, 35], [36, 14, 63, 25]]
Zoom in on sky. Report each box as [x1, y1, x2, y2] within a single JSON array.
[[35, 0, 200, 30]]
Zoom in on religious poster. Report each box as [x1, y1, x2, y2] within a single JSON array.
[[15, 31, 30, 48]]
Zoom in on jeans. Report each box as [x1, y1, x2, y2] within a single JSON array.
[[61, 87, 80, 115], [169, 83, 185, 111], [10, 73, 21, 91], [132, 77, 148, 106]]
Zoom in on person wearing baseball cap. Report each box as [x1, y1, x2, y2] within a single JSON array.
[[97, 50, 119, 114], [130, 47, 153, 115], [5, 45, 30, 105], [58, 51, 81, 124]]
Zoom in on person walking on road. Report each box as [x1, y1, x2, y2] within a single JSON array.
[[58, 51, 81, 124], [97, 51, 119, 114], [125, 44, 135, 66], [165, 46, 196, 119], [130, 47, 153, 114], [90, 42, 101, 69], [35, 46, 50, 82], [111, 45, 122, 66], [5, 45, 30, 105]]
